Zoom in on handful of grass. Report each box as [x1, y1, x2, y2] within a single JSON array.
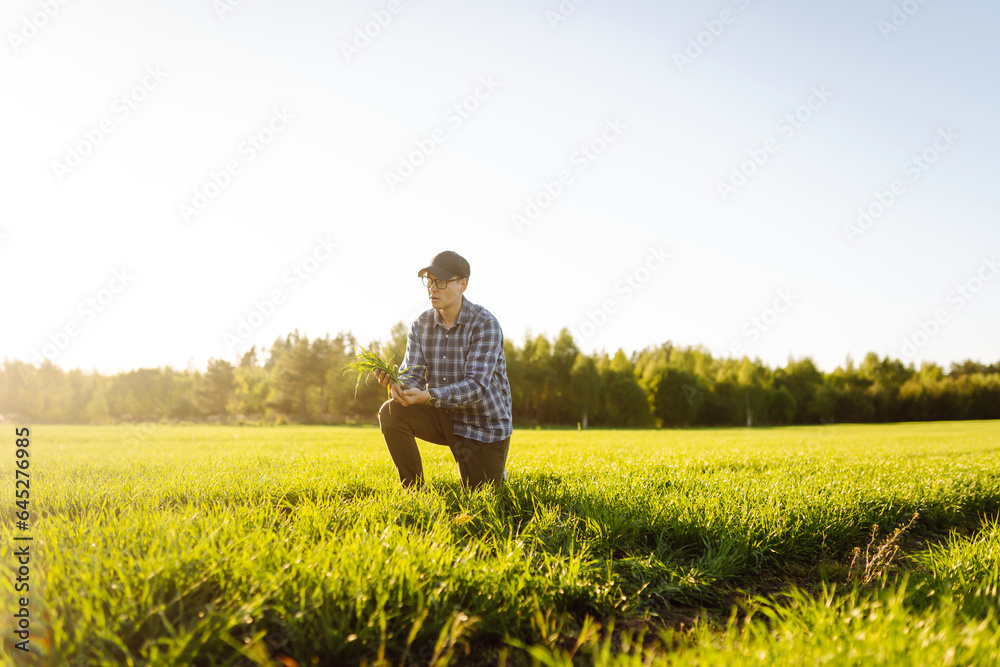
[[344, 345, 424, 398]]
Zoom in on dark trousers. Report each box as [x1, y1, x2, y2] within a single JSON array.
[[377, 399, 510, 492]]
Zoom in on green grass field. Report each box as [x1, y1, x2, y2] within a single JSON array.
[[2, 421, 1000, 666]]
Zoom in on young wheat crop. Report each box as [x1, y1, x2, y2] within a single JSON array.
[[343, 344, 423, 398]]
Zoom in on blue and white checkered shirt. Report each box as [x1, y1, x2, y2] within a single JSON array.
[[398, 297, 513, 443]]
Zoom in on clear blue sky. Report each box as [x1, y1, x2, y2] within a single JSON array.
[[1, 0, 997, 375]]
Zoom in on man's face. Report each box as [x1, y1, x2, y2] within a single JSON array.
[[424, 272, 467, 311]]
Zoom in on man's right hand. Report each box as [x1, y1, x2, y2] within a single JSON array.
[[374, 369, 394, 389]]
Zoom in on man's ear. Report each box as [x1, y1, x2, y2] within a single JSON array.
[[459, 278, 468, 293]]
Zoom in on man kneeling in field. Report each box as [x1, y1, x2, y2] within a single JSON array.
[[375, 250, 513, 492]]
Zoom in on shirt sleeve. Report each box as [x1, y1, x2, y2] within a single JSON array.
[[396, 320, 427, 390], [432, 318, 502, 408]]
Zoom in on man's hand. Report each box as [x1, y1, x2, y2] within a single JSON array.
[[390, 384, 431, 407], [374, 369, 393, 389], [375, 369, 431, 406]]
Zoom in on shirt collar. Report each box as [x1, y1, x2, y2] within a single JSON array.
[[433, 295, 469, 330]]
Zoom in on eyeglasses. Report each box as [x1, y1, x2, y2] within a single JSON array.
[[422, 276, 462, 290]]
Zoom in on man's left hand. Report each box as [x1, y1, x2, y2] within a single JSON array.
[[390, 384, 431, 407]]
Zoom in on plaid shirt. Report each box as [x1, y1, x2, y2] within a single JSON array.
[[398, 297, 513, 443]]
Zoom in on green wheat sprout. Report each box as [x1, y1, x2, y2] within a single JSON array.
[[344, 344, 424, 398]]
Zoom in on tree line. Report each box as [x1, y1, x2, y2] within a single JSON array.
[[1, 325, 998, 426]]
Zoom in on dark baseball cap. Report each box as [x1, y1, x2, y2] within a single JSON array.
[[418, 251, 470, 280]]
